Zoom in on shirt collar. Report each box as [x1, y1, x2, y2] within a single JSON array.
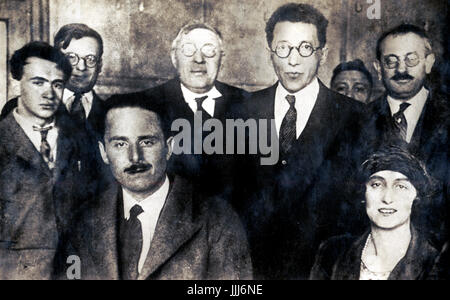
[[180, 83, 222, 103], [12, 104, 56, 131], [386, 86, 429, 116], [122, 175, 170, 220], [63, 89, 94, 104], [276, 77, 320, 104]]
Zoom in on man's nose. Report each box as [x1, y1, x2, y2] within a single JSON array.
[[193, 50, 205, 63], [288, 48, 301, 66], [128, 144, 143, 163], [42, 84, 55, 99], [76, 57, 87, 71], [396, 59, 407, 73]]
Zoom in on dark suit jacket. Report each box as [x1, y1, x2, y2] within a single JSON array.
[[136, 78, 250, 198], [361, 89, 450, 245], [237, 80, 365, 279], [0, 112, 83, 279], [309, 227, 439, 280], [60, 175, 252, 280]]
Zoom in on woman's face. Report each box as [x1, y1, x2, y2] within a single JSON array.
[[365, 170, 417, 230]]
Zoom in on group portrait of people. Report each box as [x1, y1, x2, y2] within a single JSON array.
[[0, 2, 449, 280]]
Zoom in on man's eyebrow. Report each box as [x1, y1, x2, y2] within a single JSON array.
[[29, 76, 49, 82], [138, 135, 161, 142], [108, 136, 128, 143]]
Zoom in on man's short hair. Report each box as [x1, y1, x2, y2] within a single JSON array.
[[171, 22, 223, 51], [376, 24, 432, 60], [54, 23, 104, 58], [99, 93, 172, 141], [265, 3, 328, 48], [10, 41, 72, 82], [331, 59, 373, 88]]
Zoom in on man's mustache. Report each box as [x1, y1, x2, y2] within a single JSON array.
[[391, 73, 414, 81], [124, 163, 151, 174]]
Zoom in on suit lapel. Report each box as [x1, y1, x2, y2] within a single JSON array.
[[87, 182, 121, 279], [137, 177, 203, 280], [0, 113, 52, 177]]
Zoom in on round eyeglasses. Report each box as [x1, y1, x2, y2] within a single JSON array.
[[181, 43, 217, 58], [383, 53, 421, 69], [65, 52, 99, 68], [272, 41, 321, 58]]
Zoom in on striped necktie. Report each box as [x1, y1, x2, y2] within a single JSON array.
[[279, 94, 297, 157], [392, 102, 411, 141], [33, 125, 54, 168]]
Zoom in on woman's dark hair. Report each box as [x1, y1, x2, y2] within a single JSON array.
[[358, 145, 436, 202], [10, 41, 72, 82]]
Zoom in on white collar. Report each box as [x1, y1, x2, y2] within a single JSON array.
[[274, 77, 320, 138], [386, 87, 429, 115], [180, 84, 222, 116], [13, 105, 56, 130], [276, 77, 320, 102], [63, 89, 94, 117], [122, 175, 170, 220], [180, 84, 222, 101]]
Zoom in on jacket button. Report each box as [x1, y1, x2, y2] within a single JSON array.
[[281, 160, 287, 165]]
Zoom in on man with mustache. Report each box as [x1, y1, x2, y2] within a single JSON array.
[[362, 24, 450, 247], [0, 42, 83, 279], [237, 3, 364, 279], [60, 94, 252, 279]]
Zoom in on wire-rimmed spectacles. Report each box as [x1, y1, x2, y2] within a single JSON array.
[[65, 52, 99, 68], [272, 41, 321, 58], [181, 43, 217, 58], [382, 52, 422, 69]]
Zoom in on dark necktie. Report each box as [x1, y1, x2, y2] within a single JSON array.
[[71, 93, 86, 124], [194, 96, 211, 118], [33, 125, 54, 168], [120, 204, 144, 280], [392, 102, 411, 141], [279, 95, 297, 157]]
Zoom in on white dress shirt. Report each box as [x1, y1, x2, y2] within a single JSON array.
[[387, 87, 429, 143], [274, 78, 320, 138], [13, 107, 58, 163], [180, 83, 222, 117], [122, 175, 170, 273], [63, 89, 94, 118]]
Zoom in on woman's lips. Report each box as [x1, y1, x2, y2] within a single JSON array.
[[378, 208, 397, 215]]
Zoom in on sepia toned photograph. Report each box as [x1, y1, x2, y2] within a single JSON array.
[[0, 0, 448, 284]]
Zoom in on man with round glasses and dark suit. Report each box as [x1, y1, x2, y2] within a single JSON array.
[[237, 3, 365, 279]]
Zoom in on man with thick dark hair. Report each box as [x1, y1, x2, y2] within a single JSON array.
[[238, 3, 364, 279], [60, 93, 252, 280], [362, 23, 450, 247], [0, 41, 83, 279], [330, 59, 373, 103]]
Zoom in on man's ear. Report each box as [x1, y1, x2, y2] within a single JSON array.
[[98, 141, 109, 165], [373, 60, 382, 81], [170, 49, 177, 69], [319, 45, 328, 66], [165, 136, 173, 161], [97, 58, 103, 74], [425, 53, 435, 74]]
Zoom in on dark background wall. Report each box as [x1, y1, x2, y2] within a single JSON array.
[[1, 0, 448, 106]]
